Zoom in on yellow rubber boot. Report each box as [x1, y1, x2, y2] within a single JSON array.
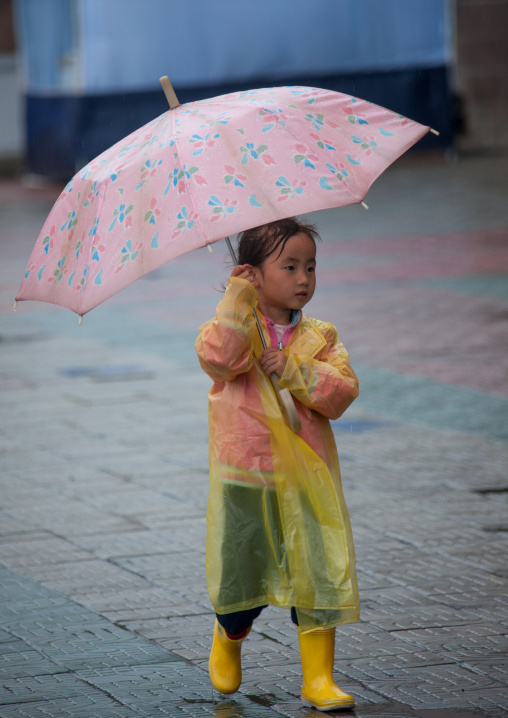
[[209, 619, 251, 694], [298, 628, 355, 712]]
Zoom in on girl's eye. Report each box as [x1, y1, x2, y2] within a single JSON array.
[[285, 265, 295, 271], [308, 266, 315, 272]]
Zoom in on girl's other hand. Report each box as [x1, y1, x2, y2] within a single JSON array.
[[230, 264, 256, 284], [260, 347, 287, 378]]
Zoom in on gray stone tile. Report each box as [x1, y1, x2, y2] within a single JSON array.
[[334, 651, 454, 683], [5, 503, 139, 536], [40, 639, 179, 672], [365, 663, 506, 711], [76, 662, 213, 713], [0, 694, 140, 717], [357, 546, 469, 585], [68, 529, 185, 560], [3, 606, 142, 644], [328, 623, 429, 661], [392, 623, 508, 660], [462, 657, 508, 687], [0, 673, 91, 705], [0, 629, 14, 643], [3, 155, 508, 716], [437, 536, 508, 575], [77, 586, 208, 620], [365, 604, 477, 632], [125, 613, 214, 661], [358, 586, 443, 620], [16, 560, 152, 597], [0, 642, 60, 679], [408, 574, 508, 608], [70, 520, 207, 559], [356, 569, 401, 591], [0, 535, 92, 569], [461, 604, 508, 629], [111, 551, 206, 588]]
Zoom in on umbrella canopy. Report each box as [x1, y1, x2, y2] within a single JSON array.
[[16, 85, 430, 318]]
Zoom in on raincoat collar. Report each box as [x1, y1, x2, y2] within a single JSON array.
[[290, 315, 327, 357], [259, 310, 326, 358]]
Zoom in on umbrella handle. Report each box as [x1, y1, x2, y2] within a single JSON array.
[[224, 236, 301, 433], [270, 374, 302, 433]]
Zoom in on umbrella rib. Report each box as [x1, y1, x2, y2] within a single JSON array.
[[78, 178, 109, 317], [170, 109, 211, 250]]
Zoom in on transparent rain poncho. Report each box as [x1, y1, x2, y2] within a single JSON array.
[[195, 278, 360, 632]]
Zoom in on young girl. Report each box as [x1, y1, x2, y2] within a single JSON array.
[[195, 218, 359, 712]]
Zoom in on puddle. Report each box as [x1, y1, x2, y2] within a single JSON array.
[[181, 696, 497, 718], [0, 332, 48, 343], [60, 364, 155, 381], [473, 487, 508, 494], [333, 418, 391, 433], [416, 711, 489, 718], [184, 698, 246, 717], [0, 378, 33, 390], [243, 692, 278, 707], [482, 524, 508, 532]]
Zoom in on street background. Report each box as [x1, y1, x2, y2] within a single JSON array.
[[1, 150, 508, 717], [1, 0, 508, 715]]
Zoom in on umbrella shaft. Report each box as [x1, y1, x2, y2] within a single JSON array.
[[225, 236, 267, 350]]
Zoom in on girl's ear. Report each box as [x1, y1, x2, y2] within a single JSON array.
[[245, 264, 261, 288]]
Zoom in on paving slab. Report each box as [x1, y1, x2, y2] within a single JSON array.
[[2, 154, 508, 715], [0, 565, 281, 717]]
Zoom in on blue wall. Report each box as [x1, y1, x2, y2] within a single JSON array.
[[16, 0, 453, 177]]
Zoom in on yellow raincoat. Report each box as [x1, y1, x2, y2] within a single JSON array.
[[195, 277, 360, 631]]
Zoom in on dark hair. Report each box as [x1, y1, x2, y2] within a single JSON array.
[[237, 217, 320, 268]]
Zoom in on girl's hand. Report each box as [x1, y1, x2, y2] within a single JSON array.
[[260, 347, 287, 378], [230, 264, 256, 285]]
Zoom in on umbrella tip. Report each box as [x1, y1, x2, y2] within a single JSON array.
[[430, 128, 440, 136], [13, 300, 18, 312], [160, 76, 180, 110], [361, 201, 369, 210], [78, 314, 83, 326], [207, 243, 213, 253]]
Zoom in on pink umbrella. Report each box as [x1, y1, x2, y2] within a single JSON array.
[[15, 81, 434, 322], [15, 79, 435, 432]]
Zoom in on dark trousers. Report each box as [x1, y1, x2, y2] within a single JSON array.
[[217, 605, 299, 635], [216, 481, 333, 635], [216, 483, 299, 635]]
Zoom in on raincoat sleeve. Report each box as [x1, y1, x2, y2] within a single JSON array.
[[195, 277, 258, 382], [278, 322, 359, 420]]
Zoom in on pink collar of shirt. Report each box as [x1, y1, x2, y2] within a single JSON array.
[[263, 310, 302, 349]]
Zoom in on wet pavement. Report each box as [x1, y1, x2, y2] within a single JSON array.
[[1, 151, 508, 717]]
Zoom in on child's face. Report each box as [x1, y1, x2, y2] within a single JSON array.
[[252, 232, 316, 324]]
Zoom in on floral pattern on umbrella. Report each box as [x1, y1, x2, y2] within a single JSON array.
[[16, 85, 430, 317]]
